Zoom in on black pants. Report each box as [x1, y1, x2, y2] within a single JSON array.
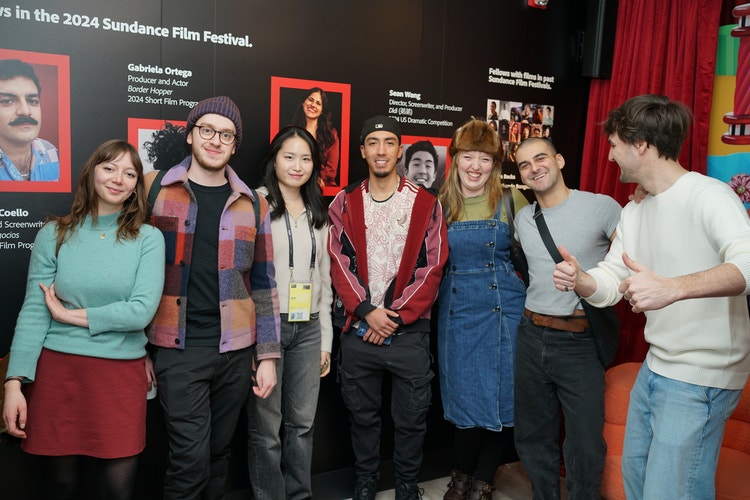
[[338, 331, 434, 485], [514, 318, 606, 500], [153, 345, 254, 500]]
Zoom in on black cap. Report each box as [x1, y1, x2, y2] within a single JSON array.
[[360, 115, 401, 144]]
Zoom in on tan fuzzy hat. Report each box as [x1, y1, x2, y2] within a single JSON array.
[[449, 118, 503, 162]]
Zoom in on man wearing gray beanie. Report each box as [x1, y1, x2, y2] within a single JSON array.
[[144, 96, 281, 499]]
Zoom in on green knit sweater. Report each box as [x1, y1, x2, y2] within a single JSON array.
[[7, 213, 165, 381]]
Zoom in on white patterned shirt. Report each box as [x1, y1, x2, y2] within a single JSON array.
[[363, 187, 415, 307]]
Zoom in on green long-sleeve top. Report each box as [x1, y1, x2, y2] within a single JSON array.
[[7, 213, 165, 382]]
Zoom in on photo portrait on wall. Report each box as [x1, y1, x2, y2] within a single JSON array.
[[128, 118, 189, 173], [270, 76, 351, 197], [397, 135, 452, 194], [489, 98, 555, 165], [0, 48, 70, 193]]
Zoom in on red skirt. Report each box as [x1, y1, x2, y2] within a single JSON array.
[[22, 348, 147, 458]]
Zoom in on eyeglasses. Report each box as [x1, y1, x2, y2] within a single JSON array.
[[195, 125, 236, 145]]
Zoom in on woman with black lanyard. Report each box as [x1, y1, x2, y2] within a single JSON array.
[[246, 126, 332, 499]]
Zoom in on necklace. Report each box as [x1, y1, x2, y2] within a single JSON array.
[[369, 190, 395, 203], [287, 208, 308, 228], [369, 178, 399, 203], [282, 189, 305, 225], [96, 216, 119, 239]]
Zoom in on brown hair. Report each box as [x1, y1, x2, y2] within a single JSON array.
[[54, 140, 148, 252], [603, 94, 691, 161]]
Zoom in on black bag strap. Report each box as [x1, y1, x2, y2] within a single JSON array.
[[249, 188, 261, 230], [535, 203, 588, 303], [147, 169, 168, 216], [502, 187, 516, 239], [535, 204, 619, 367], [533, 202, 564, 263]]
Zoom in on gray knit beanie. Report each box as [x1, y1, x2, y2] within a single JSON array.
[[186, 96, 243, 147]]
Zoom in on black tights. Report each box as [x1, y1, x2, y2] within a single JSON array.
[[452, 426, 517, 483], [46, 455, 138, 500]]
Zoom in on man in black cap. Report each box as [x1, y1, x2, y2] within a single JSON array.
[[145, 96, 280, 499], [328, 115, 448, 500]]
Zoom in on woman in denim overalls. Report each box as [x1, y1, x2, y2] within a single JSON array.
[[437, 120, 527, 500]]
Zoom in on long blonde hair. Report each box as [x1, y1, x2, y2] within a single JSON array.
[[439, 119, 505, 225]]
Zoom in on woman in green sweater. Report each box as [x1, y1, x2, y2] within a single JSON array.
[[2, 139, 165, 500]]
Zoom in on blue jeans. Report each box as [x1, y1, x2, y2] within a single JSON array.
[[247, 314, 322, 500], [622, 362, 742, 500], [514, 317, 606, 500]]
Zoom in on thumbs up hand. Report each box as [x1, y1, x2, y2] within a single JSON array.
[[553, 245, 598, 296], [618, 253, 675, 312]]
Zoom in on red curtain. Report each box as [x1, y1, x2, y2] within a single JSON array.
[[580, 0, 723, 364]]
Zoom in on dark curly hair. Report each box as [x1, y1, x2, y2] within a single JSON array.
[[0, 59, 40, 93], [143, 122, 189, 170]]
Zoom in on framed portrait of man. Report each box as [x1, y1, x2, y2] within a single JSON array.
[[397, 135, 452, 193], [0, 48, 70, 193]]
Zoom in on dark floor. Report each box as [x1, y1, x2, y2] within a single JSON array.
[[226, 447, 452, 499]]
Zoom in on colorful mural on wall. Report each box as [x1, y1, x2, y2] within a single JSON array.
[[708, 4, 750, 211]]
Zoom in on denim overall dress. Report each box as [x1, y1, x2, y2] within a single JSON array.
[[437, 204, 526, 430]]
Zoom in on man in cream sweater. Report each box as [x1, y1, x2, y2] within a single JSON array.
[[554, 94, 750, 500]]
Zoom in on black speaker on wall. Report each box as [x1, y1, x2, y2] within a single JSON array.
[[582, 0, 618, 78]]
